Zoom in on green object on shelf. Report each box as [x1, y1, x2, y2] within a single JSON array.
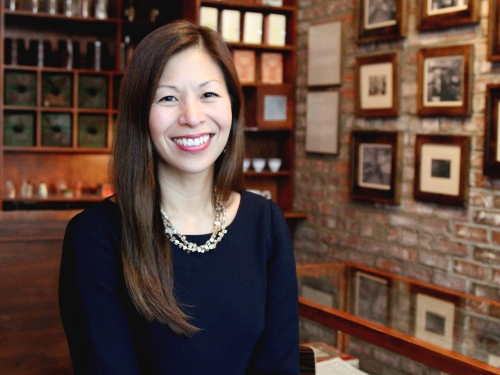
[[4, 71, 36, 106], [78, 74, 108, 109], [78, 114, 107, 148], [42, 113, 72, 147], [42, 73, 73, 107], [3, 113, 35, 146]]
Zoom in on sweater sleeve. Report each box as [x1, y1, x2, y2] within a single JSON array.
[[58, 204, 141, 375], [248, 200, 300, 375]]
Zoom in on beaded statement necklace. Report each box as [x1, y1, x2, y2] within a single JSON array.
[[160, 195, 227, 253]]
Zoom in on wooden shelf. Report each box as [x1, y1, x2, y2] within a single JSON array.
[[0, 0, 178, 211]]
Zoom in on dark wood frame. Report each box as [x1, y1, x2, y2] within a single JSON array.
[[419, 0, 479, 31], [414, 134, 469, 207], [355, 0, 406, 44], [484, 84, 500, 177], [355, 53, 398, 117], [417, 45, 473, 117], [353, 271, 391, 327], [488, 0, 500, 61], [350, 130, 400, 205]]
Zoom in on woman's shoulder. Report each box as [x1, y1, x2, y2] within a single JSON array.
[[67, 197, 119, 233], [238, 190, 285, 224]]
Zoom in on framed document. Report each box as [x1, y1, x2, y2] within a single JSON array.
[[307, 21, 342, 86], [306, 90, 339, 155]]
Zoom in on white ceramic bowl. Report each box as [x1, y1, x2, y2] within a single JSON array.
[[267, 158, 282, 172], [243, 158, 251, 172], [252, 158, 266, 173]]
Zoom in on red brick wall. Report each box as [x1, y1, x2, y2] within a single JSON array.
[[293, 0, 500, 301]]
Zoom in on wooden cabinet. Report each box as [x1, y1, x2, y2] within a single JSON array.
[[182, 0, 304, 219], [0, 0, 182, 210]]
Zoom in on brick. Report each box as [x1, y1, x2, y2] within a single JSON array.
[[474, 246, 500, 266], [492, 230, 500, 245], [455, 224, 488, 243], [391, 245, 417, 262], [453, 260, 489, 280], [473, 210, 500, 226], [433, 272, 467, 293], [419, 250, 449, 270]]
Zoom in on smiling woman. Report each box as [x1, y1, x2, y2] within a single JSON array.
[[149, 46, 233, 178], [58, 20, 300, 375]]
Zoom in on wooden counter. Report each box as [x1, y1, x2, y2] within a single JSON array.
[[0, 211, 78, 375]]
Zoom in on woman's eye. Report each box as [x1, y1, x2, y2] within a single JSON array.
[[202, 92, 219, 99], [158, 95, 177, 102]]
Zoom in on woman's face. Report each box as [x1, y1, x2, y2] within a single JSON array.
[[149, 46, 232, 177]]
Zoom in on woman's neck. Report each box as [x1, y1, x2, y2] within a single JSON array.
[[159, 171, 216, 236]]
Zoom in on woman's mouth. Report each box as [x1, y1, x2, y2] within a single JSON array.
[[173, 134, 211, 147]]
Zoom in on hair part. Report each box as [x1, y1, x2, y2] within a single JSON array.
[[111, 20, 245, 334]]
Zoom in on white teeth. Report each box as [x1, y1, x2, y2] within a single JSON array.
[[174, 134, 210, 147]]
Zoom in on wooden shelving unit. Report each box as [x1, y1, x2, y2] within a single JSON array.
[[0, 0, 182, 211], [182, 0, 304, 219]]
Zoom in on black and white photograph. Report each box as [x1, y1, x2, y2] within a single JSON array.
[[366, 0, 397, 29], [354, 272, 389, 326], [414, 134, 469, 206], [431, 158, 451, 178], [417, 45, 472, 116], [424, 55, 463, 104], [356, 0, 406, 43], [484, 84, 500, 176], [415, 294, 455, 350], [420, 0, 479, 31], [425, 311, 446, 335], [350, 130, 400, 204], [427, 0, 468, 15], [359, 144, 392, 190], [369, 74, 387, 95], [355, 53, 398, 117]]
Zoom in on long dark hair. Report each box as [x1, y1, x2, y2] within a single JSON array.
[[111, 20, 245, 334]]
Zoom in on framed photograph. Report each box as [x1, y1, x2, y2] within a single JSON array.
[[415, 293, 455, 350], [355, 0, 406, 44], [417, 45, 473, 117], [354, 271, 390, 326], [355, 53, 398, 117], [306, 90, 339, 155], [419, 0, 479, 31], [414, 134, 469, 207], [307, 21, 342, 86], [484, 84, 500, 177], [350, 130, 401, 204], [488, 0, 500, 61]]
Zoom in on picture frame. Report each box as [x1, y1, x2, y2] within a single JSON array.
[[307, 21, 342, 86], [483, 84, 500, 177], [306, 90, 339, 155], [414, 134, 469, 207], [354, 271, 390, 326], [488, 0, 500, 61], [355, 53, 398, 117], [415, 293, 455, 350], [350, 130, 401, 204], [355, 0, 406, 44], [419, 0, 479, 31], [417, 45, 473, 117]]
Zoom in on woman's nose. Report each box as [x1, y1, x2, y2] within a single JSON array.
[[179, 99, 206, 127]]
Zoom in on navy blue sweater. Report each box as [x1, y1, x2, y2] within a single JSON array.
[[59, 191, 300, 374]]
